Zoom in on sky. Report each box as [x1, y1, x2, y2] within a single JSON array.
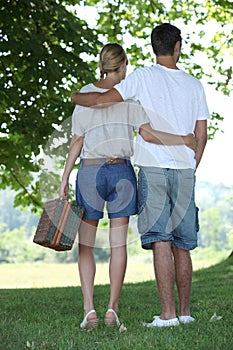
[[196, 86, 233, 187]]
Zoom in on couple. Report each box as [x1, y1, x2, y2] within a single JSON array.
[[59, 23, 209, 329]]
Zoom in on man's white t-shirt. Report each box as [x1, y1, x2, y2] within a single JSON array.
[[114, 64, 210, 169], [72, 83, 149, 159]]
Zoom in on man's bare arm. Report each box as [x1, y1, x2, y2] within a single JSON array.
[[139, 123, 197, 150], [194, 120, 208, 168], [71, 88, 123, 107]]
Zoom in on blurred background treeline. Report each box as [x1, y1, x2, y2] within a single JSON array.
[[0, 181, 232, 265]]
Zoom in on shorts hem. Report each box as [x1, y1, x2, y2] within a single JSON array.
[[141, 237, 171, 250], [108, 210, 137, 219], [83, 214, 103, 220], [171, 241, 197, 251], [141, 236, 197, 251]]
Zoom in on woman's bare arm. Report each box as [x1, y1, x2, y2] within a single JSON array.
[[58, 135, 84, 199], [139, 123, 197, 150]]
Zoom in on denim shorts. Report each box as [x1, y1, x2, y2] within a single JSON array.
[[138, 167, 199, 251], [76, 159, 137, 219]]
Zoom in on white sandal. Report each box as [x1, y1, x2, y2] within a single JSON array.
[[105, 308, 120, 327], [80, 309, 99, 329]]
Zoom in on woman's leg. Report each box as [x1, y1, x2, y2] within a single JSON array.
[[78, 219, 99, 319], [106, 216, 129, 319]]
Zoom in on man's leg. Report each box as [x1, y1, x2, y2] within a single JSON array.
[[152, 240, 176, 320], [172, 246, 193, 316]]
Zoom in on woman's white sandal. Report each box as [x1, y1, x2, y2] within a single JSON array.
[[105, 308, 120, 327], [80, 309, 99, 329]]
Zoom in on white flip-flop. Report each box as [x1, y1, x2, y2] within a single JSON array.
[[80, 309, 99, 329], [105, 308, 120, 326]]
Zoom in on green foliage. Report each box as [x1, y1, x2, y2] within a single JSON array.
[[208, 112, 224, 140], [0, 0, 100, 211], [0, 257, 232, 349]]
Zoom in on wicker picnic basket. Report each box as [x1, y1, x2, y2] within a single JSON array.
[[33, 198, 85, 251]]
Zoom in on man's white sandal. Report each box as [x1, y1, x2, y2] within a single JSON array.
[[143, 316, 180, 328], [179, 316, 195, 324], [105, 308, 120, 326], [80, 309, 99, 329]]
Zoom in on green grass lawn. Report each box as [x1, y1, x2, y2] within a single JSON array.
[[0, 257, 232, 350], [0, 249, 229, 289]]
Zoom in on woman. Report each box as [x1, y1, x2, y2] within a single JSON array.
[[59, 43, 196, 329]]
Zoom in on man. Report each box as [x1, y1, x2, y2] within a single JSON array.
[[71, 23, 209, 327]]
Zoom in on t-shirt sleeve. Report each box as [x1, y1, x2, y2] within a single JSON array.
[[71, 105, 85, 136], [197, 86, 210, 120], [114, 69, 141, 101], [71, 85, 92, 136]]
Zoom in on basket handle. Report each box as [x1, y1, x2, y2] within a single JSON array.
[[51, 200, 71, 246]]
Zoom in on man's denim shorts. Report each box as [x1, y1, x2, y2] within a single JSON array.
[[138, 167, 199, 251], [76, 159, 137, 219]]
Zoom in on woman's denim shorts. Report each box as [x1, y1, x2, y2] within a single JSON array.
[[76, 159, 137, 219], [138, 167, 199, 251]]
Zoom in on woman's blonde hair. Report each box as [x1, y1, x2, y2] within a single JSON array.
[[99, 43, 128, 79]]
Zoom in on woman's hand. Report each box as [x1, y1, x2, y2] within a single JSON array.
[[183, 133, 197, 151], [71, 90, 80, 104], [58, 180, 69, 200]]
